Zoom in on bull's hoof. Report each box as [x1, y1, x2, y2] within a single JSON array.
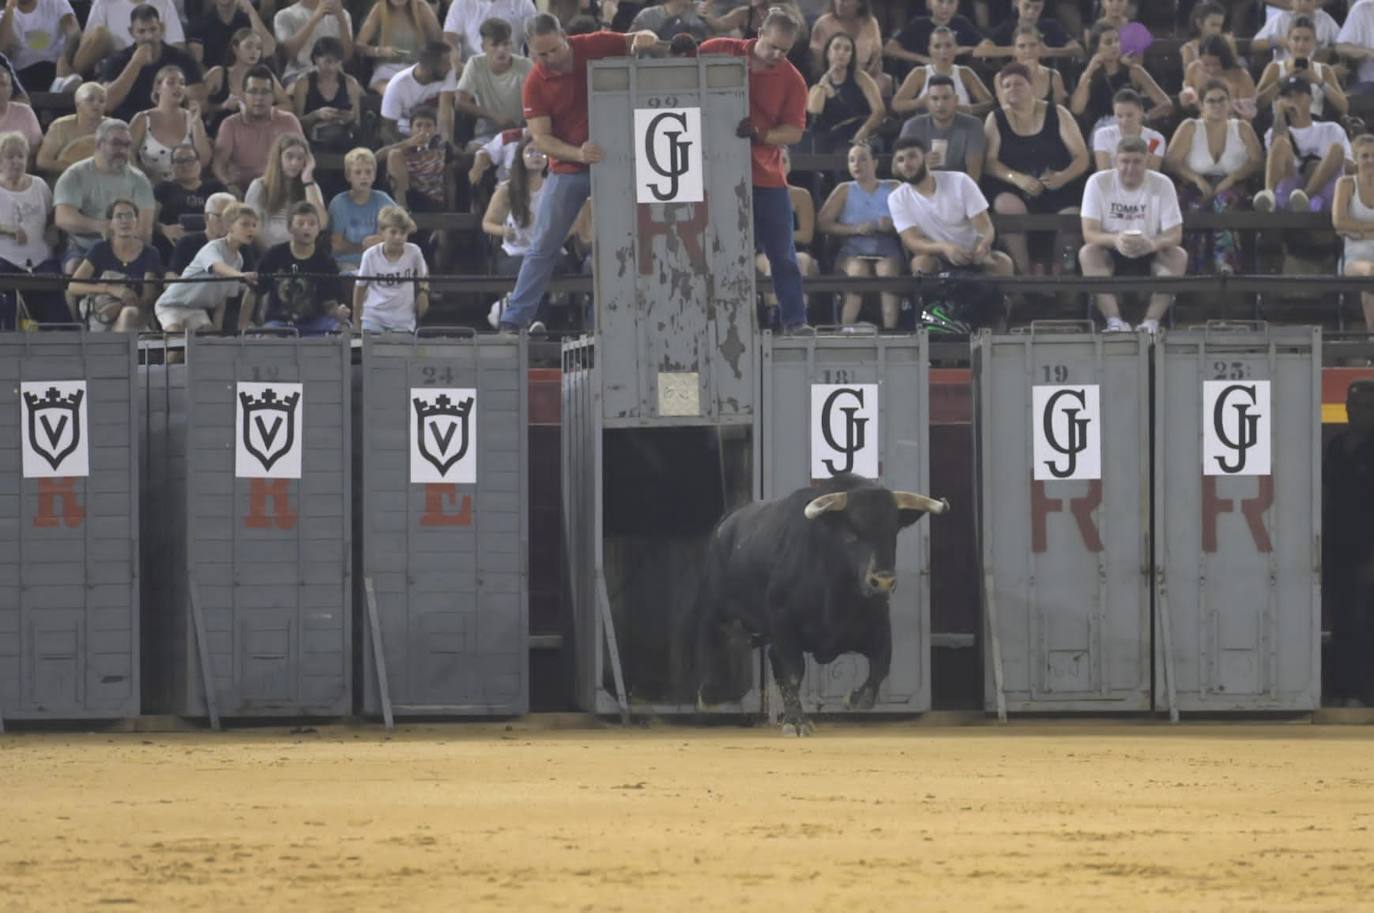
[[845, 686, 877, 711], [779, 718, 815, 737]]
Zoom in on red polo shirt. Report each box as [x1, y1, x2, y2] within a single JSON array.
[[522, 30, 630, 174], [699, 37, 807, 189]]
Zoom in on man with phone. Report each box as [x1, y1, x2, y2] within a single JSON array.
[[1253, 75, 1352, 214]]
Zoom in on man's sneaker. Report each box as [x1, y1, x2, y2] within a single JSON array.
[[780, 323, 814, 336], [487, 294, 510, 329], [1138, 318, 1159, 336], [528, 320, 546, 335], [1253, 189, 1276, 213], [1104, 317, 1132, 332], [1288, 188, 1311, 212], [50, 74, 82, 92]]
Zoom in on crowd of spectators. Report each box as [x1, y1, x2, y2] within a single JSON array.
[[4, 0, 1374, 335]]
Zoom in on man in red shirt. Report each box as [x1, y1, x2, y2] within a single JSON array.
[[497, 13, 657, 332], [701, 10, 809, 331]]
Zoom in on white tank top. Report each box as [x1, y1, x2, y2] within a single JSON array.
[[501, 182, 544, 257], [916, 65, 972, 106], [1346, 175, 1374, 231], [1276, 60, 1329, 118], [1185, 118, 1249, 178], [137, 109, 195, 184]]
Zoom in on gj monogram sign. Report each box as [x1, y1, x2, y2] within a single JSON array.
[[811, 384, 878, 478], [20, 380, 89, 478], [1203, 380, 1270, 475], [1032, 385, 1101, 481], [410, 387, 476, 484], [235, 382, 304, 479], [633, 107, 703, 204]]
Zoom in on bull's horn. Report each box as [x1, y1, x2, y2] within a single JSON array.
[[893, 491, 949, 514], [804, 491, 848, 519]]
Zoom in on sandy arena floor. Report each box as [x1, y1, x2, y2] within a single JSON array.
[[3, 721, 1374, 912]]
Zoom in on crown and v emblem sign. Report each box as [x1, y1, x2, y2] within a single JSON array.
[[24, 386, 84, 472], [413, 393, 473, 476], [239, 388, 301, 472]]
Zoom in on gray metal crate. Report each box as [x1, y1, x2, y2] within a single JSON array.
[[1153, 324, 1321, 713], [0, 333, 140, 724], [359, 331, 528, 718], [759, 329, 933, 715], [973, 326, 1153, 715], [587, 57, 756, 426], [146, 334, 352, 721]]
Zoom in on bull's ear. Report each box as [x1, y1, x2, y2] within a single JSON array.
[[893, 492, 950, 528], [804, 491, 848, 520]]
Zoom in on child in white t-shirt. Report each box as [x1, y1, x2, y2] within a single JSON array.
[[354, 205, 429, 332]]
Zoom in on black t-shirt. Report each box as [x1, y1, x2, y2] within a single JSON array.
[[170, 230, 257, 274], [256, 242, 342, 324], [988, 16, 1072, 48], [100, 42, 205, 122], [187, 8, 252, 70], [895, 14, 984, 56], [154, 178, 229, 229]]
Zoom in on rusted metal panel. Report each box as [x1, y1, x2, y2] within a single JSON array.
[[587, 57, 756, 426], [1154, 325, 1321, 713], [973, 327, 1153, 714]]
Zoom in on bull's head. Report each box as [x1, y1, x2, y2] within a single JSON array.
[[804, 488, 949, 596]]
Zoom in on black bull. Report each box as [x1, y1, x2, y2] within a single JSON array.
[[679, 474, 948, 735]]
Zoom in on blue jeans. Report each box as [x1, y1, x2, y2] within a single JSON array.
[[753, 185, 806, 329], [500, 170, 590, 330]]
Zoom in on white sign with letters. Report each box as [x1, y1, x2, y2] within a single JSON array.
[[20, 380, 89, 478], [633, 107, 704, 204], [410, 387, 477, 484], [810, 384, 879, 479], [235, 382, 304, 479], [1203, 380, 1271, 476], [1032, 385, 1101, 481]]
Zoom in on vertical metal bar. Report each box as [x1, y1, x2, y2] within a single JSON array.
[[293, 339, 304, 712], [1093, 333, 1109, 698], [977, 334, 1007, 722], [1309, 328, 1323, 708], [1025, 334, 1041, 703], [126, 333, 141, 716], [518, 333, 530, 710], [1264, 338, 1280, 701], [363, 577, 394, 730], [13, 338, 25, 723], [403, 342, 417, 709], [188, 580, 221, 730], [226, 338, 241, 717], [1154, 335, 1179, 721], [1196, 337, 1212, 700], [339, 331, 353, 714]]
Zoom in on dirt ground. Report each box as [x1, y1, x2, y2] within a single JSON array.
[[3, 722, 1374, 912]]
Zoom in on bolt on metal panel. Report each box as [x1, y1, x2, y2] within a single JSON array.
[[0, 333, 140, 723], [974, 326, 1153, 714], [759, 329, 933, 715], [587, 57, 756, 427], [360, 332, 529, 717], [1153, 324, 1321, 713]]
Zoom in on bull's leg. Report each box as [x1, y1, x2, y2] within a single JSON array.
[[846, 619, 892, 711], [768, 638, 813, 737]]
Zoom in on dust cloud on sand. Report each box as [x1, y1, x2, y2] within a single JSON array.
[[2, 724, 1374, 912]]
